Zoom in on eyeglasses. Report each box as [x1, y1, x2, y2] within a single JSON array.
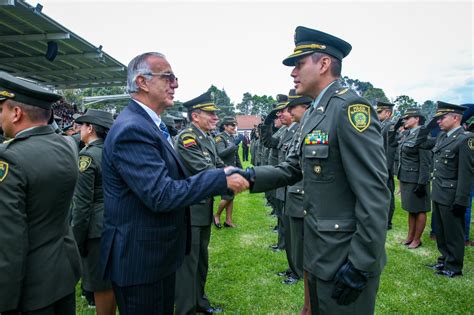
[[143, 72, 178, 83]]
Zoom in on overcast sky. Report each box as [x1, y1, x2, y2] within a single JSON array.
[[32, 0, 473, 105]]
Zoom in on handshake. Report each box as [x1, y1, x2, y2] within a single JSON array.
[[224, 166, 256, 194]]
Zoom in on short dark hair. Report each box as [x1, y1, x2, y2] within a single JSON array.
[[88, 123, 108, 139], [7, 100, 51, 123], [311, 52, 342, 77]]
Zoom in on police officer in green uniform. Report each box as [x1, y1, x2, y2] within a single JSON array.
[[237, 27, 389, 314], [71, 109, 116, 315], [261, 95, 289, 252], [284, 91, 312, 289], [397, 108, 431, 249], [377, 101, 397, 229], [174, 91, 224, 315], [214, 116, 242, 228], [423, 102, 473, 277], [0, 71, 81, 314]]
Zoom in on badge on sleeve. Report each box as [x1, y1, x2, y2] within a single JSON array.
[[0, 161, 9, 182], [79, 156, 92, 172], [348, 104, 371, 132], [215, 136, 222, 143], [468, 138, 474, 150]]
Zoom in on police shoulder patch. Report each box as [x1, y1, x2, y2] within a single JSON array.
[[79, 155, 92, 172], [0, 160, 9, 182], [215, 135, 222, 143], [348, 104, 371, 132], [468, 138, 474, 150]]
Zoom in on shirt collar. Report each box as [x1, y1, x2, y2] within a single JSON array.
[[133, 98, 162, 128], [312, 80, 337, 108], [409, 126, 421, 134], [447, 125, 462, 137]]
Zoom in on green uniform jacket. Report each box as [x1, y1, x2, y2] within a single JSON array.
[[397, 128, 431, 184], [431, 128, 474, 207], [268, 127, 286, 166], [381, 119, 397, 172], [284, 123, 304, 218], [215, 131, 242, 167], [71, 139, 105, 249], [250, 82, 389, 280], [275, 123, 299, 201], [0, 125, 81, 312], [176, 124, 224, 226]]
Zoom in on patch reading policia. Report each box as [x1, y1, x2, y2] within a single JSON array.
[[0, 161, 8, 182], [283, 26, 352, 66], [348, 104, 371, 132], [79, 156, 92, 173]]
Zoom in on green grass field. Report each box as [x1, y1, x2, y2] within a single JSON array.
[[76, 158, 473, 314]]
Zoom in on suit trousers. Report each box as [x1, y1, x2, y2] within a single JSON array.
[[433, 202, 465, 272], [175, 226, 212, 315], [289, 216, 304, 278], [308, 272, 380, 315], [113, 273, 176, 315], [387, 171, 395, 227]]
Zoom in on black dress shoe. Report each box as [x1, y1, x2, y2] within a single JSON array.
[[224, 222, 236, 228], [282, 275, 300, 285], [213, 217, 222, 229], [269, 244, 282, 252], [436, 270, 462, 278], [425, 262, 444, 271], [277, 269, 292, 277], [197, 306, 223, 314]]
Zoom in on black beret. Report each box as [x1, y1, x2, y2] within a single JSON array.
[[0, 71, 61, 109], [283, 26, 352, 66]]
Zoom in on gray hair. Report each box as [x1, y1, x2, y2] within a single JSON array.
[[126, 52, 165, 94]]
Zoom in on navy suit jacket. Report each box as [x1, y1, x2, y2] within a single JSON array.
[[100, 100, 228, 287]]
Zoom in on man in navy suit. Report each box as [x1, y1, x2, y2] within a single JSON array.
[[100, 52, 249, 314]]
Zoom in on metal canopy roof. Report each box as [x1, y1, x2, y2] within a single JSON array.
[[0, 0, 127, 89]]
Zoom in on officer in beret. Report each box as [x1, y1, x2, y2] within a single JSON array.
[[397, 108, 431, 249], [377, 101, 397, 229], [214, 116, 242, 228], [422, 102, 473, 277], [238, 26, 389, 314], [0, 71, 81, 314], [174, 91, 224, 314], [71, 109, 116, 315]]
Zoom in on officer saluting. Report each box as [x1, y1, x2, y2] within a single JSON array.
[[239, 26, 389, 314], [0, 71, 81, 314], [425, 102, 473, 277]]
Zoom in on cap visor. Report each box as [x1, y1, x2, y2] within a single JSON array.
[[282, 50, 315, 66]]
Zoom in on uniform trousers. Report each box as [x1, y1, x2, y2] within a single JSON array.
[[113, 273, 175, 315], [386, 171, 395, 227], [274, 199, 285, 249], [308, 272, 380, 315], [433, 202, 465, 272], [175, 226, 212, 315], [2, 293, 75, 315], [288, 216, 304, 278]]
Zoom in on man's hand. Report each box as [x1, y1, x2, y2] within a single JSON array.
[[224, 167, 249, 194], [452, 204, 467, 217], [264, 110, 277, 125], [331, 260, 369, 306], [413, 184, 426, 198]]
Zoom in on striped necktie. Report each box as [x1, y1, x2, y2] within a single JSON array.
[[159, 121, 173, 145]]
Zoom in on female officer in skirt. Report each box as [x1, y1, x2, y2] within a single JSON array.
[[397, 108, 431, 249], [71, 109, 116, 315]]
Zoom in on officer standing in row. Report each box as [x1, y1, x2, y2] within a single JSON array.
[[174, 91, 224, 314], [424, 102, 473, 277], [397, 108, 431, 249], [0, 71, 81, 314], [239, 26, 389, 314], [71, 109, 116, 315], [377, 101, 397, 229], [215, 116, 242, 228]]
